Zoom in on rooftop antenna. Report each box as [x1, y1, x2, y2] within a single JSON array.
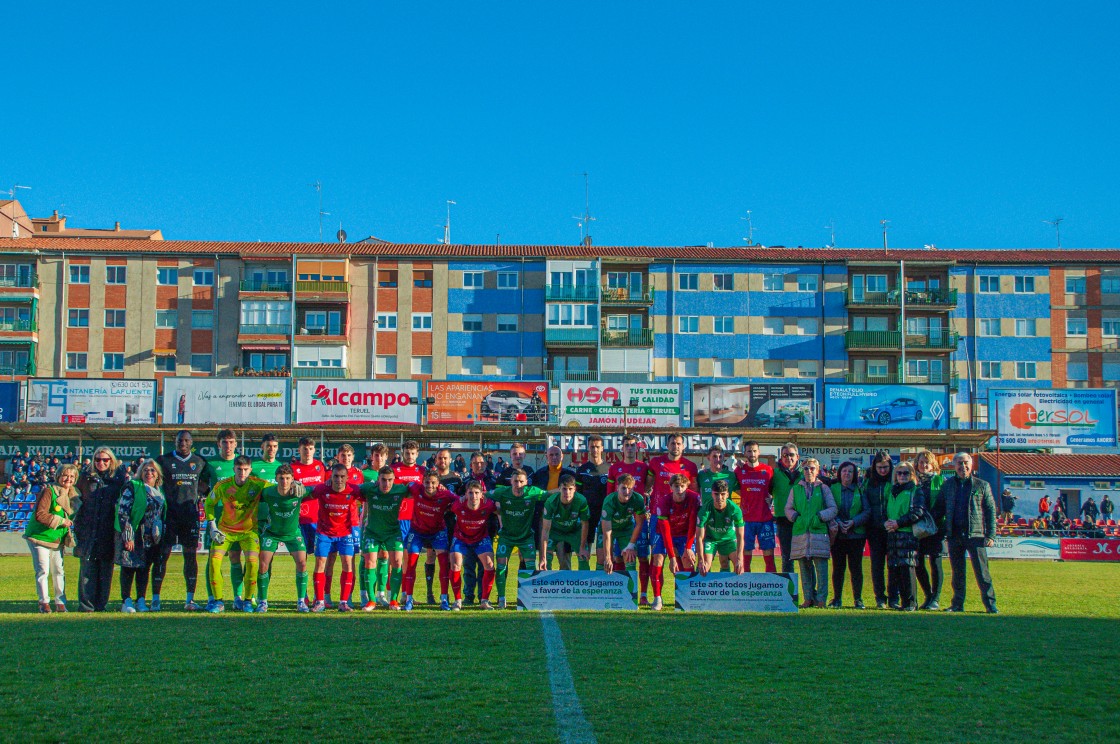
[[824, 220, 836, 248], [5, 185, 31, 238], [442, 200, 456, 244], [880, 219, 890, 253], [741, 210, 757, 246], [1043, 217, 1063, 249], [310, 181, 329, 242], [572, 172, 595, 245]]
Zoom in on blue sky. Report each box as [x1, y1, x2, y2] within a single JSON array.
[[7, 2, 1119, 248]]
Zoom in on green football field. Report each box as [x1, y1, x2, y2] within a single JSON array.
[[0, 555, 1117, 743]]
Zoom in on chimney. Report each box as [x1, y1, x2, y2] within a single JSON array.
[[582, 235, 592, 248], [52, 210, 58, 219], [114, 222, 121, 231]]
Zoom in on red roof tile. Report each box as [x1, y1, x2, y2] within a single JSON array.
[[978, 453, 1120, 477]]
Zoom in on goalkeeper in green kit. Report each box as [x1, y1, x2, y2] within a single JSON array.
[[256, 464, 310, 612], [489, 468, 547, 609], [697, 479, 746, 575]]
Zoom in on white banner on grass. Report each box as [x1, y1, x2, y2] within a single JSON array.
[[516, 570, 637, 610], [987, 536, 1060, 560], [674, 572, 799, 612]]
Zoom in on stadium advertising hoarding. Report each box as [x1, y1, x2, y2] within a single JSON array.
[[295, 380, 420, 425], [1059, 538, 1120, 562], [987, 536, 1061, 560], [674, 572, 799, 612], [162, 377, 289, 425], [797, 447, 901, 469], [516, 570, 637, 610], [26, 379, 156, 424], [0, 382, 19, 423], [824, 383, 950, 430], [692, 383, 815, 428], [425, 381, 549, 425], [989, 388, 1118, 448], [559, 383, 682, 428]]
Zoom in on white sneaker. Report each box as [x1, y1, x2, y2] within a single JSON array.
[[297, 599, 310, 613], [479, 599, 494, 610], [651, 597, 663, 611], [375, 592, 390, 608], [452, 599, 462, 611], [121, 598, 136, 613]]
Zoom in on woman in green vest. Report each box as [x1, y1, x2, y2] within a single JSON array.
[[784, 458, 838, 608], [884, 461, 925, 611], [115, 459, 167, 613], [24, 464, 80, 613], [914, 449, 946, 610], [828, 461, 871, 609]]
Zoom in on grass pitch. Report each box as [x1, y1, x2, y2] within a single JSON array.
[[0, 555, 1116, 743]]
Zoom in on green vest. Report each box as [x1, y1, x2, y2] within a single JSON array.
[[23, 486, 67, 545], [790, 482, 828, 536], [886, 483, 918, 533], [771, 466, 801, 523], [115, 479, 149, 533], [830, 483, 864, 536]]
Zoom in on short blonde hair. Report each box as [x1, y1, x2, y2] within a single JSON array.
[[894, 460, 916, 479], [136, 458, 164, 489], [802, 457, 820, 470], [56, 463, 80, 483], [91, 446, 120, 474]]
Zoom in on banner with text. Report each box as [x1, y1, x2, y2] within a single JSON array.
[[26, 379, 156, 425], [988, 536, 1061, 560], [162, 377, 289, 425], [0, 382, 19, 423], [559, 383, 682, 428], [693, 383, 815, 428], [825, 383, 950, 430], [426, 381, 550, 425], [295, 380, 420, 425], [1060, 538, 1120, 561], [797, 446, 902, 469], [674, 572, 799, 612], [989, 388, 1118, 448], [516, 570, 637, 610]]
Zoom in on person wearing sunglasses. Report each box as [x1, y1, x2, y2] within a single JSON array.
[[884, 462, 924, 611], [73, 447, 125, 612]]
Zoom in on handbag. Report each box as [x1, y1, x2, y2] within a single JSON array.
[[912, 512, 938, 540]]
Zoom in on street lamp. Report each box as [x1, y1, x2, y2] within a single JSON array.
[[612, 397, 640, 435]]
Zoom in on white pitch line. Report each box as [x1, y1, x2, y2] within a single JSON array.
[[540, 611, 597, 744]]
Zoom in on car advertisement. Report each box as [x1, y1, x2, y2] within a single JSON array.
[[162, 377, 289, 425], [295, 380, 420, 425], [26, 379, 156, 425], [559, 383, 682, 428], [692, 383, 815, 428], [824, 383, 950, 430], [989, 388, 1118, 448], [0, 381, 19, 423], [425, 381, 549, 425]]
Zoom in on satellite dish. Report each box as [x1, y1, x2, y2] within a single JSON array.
[[336, 228, 347, 243]]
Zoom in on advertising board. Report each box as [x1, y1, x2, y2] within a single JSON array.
[[425, 381, 549, 425], [162, 377, 289, 425], [693, 383, 814, 428], [989, 388, 1118, 448], [824, 383, 950, 429], [26, 379, 156, 424], [559, 383, 681, 428], [295, 380, 420, 425]]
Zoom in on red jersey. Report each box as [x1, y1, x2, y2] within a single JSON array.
[[408, 482, 457, 534], [292, 459, 328, 524], [346, 466, 364, 526], [309, 483, 363, 537], [608, 460, 651, 495], [451, 497, 497, 544], [653, 489, 701, 539], [393, 462, 426, 520], [735, 462, 775, 522], [648, 455, 698, 500]]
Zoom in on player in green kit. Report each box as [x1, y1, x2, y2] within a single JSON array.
[[205, 429, 244, 608], [358, 444, 391, 606], [697, 479, 746, 574], [697, 445, 738, 505], [256, 464, 309, 612], [489, 468, 547, 609], [252, 433, 282, 483], [599, 473, 647, 584], [358, 467, 410, 610], [538, 475, 591, 571]]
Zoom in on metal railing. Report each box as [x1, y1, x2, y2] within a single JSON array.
[[238, 324, 290, 336], [239, 279, 293, 292], [0, 319, 36, 333], [846, 287, 958, 308], [0, 274, 38, 289], [295, 280, 349, 294], [844, 330, 960, 350], [844, 370, 960, 388], [600, 286, 654, 304], [292, 366, 348, 379], [545, 370, 654, 383], [544, 285, 599, 302], [601, 328, 654, 347], [295, 327, 346, 337], [544, 327, 598, 346]]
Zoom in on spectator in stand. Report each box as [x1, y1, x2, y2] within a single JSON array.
[[23, 464, 79, 613], [941, 452, 998, 614], [1038, 494, 1051, 519], [1000, 488, 1016, 522], [1080, 497, 1099, 525], [1102, 495, 1115, 524], [74, 447, 125, 612]]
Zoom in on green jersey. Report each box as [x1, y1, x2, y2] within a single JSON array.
[[259, 484, 302, 537], [600, 492, 646, 537], [490, 484, 547, 543], [359, 483, 409, 539], [208, 456, 238, 487], [543, 492, 590, 536], [252, 458, 282, 484], [698, 500, 745, 541], [697, 468, 737, 504], [361, 468, 378, 483]]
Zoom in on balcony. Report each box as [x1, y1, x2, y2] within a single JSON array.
[[601, 286, 654, 305], [844, 330, 960, 351], [545, 327, 598, 347], [0, 274, 38, 289], [0, 319, 37, 334], [846, 287, 957, 309], [294, 327, 348, 344], [545, 285, 599, 302], [545, 370, 653, 384], [239, 324, 290, 336], [239, 279, 293, 293], [295, 280, 349, 301], [845, 370, 960, 390], [601, 328, 654, 347], [292, 366, 349, 379]]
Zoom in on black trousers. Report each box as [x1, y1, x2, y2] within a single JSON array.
[[78, 556, 114, 612], [866, 527, 896, 604], [947, 537, 997, 610], [775, 518, 794, 573], [915, 539, 944, 604], [888, 564, 917, 608], [830, 537, 865, 603], [156, 540, 199, 595]]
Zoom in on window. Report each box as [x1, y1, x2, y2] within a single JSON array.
[[678, 316, 699, 334], [1014, 276, 1035, 293], [852, 316, 889, 332], [412, 313, 433, 331], [714, 316, 734, 334], [67, 265, 90, 284], [1067, 362, 1089, 382], [796, 318, 819, 336], [460, 357, 483, 375], [547, 304, 597, 327], [192, 310, 214, 329], [66, 353, 87, 371], [193, 269, 215, 286], [157, 268, 179, 286], [978, 318, 1001, 337], [411, 356, 432, 375], [1102, 277, 1120, 294], [1103, 318, 1120, 337], [1066, 277, 1086, 294], [713, 273, 734, 291], [155, 356, 176, 372], [797, 274, 819, 292], [1106, 363, 1120, 380], [104, 309, 126, 328], [496, 357, 518, 376], [713, 358, 734, 377], [676, 358, 699, 377], [978, 276, 999, 293], [377, 269, 398, 288], [106, 266, 127, 284], [103, 353, 124, 371], [763, 274, 784, 292], [1066, 317, 1087, 336], [1015, 319, 1037, 337], [413, 270, 433, 288], [463, 271, 484, 288], [763, 317, 784, 335], [497, 272, 518, 289], [246, 353, 287, 372], [605, 315, 628, 331], [763, 360, 783, 377], [375, 355, 397, 375], [678, 273, 698, 291], [155, 310, 177, 329], [867, 360, 889, 378], [68, 309, 89, 328], [497, 314, 518, 332], [189, 354, 212, 373], [462, 314, 483, 332], [376, 313, 397, 331], [797, 360, 819, 378], [1016, 362, 1037, 380]]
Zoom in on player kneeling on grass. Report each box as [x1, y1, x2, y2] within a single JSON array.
[[599, 473, 648, 600], [303, 464, 364, 612], [206, 456, 267, 613], [490, 468, 547, 609], [450, 481, 498, 611], [257, 465, 309, 613], [649, 473, 700, 610], [538, 475, 591, 572], [697, 480, 746, 575], [358, 467, 410, 611], [401, 471, 457, 611]]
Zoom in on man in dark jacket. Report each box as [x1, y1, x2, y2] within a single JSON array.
[[940, 452, 998, 614], [1101, 495, 1115, 523], [155, 430, 213, 611], [73, 462, 125, 612], [862, 451, 896, 608], [1080, 497, 1099, 525], [575, 435, 610, 569]]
